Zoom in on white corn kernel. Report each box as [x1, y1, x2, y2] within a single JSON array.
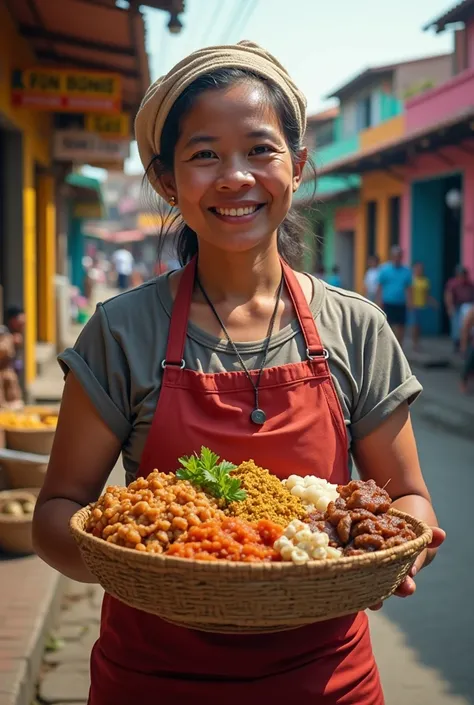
[[286, 475, 302, 490], [295, 529, 313, 543], [280, 545, 295, 561], [315, 495, 331, 512], [311, 547, 328, 560], [326, 547, 342, 560], [291, 548, 309, 565], [291, 484, 305, 499]]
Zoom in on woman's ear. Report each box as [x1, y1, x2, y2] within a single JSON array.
[[292, 146, 308, 192], [155, 165, 177, 204]]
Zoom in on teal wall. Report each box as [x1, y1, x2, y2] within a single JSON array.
[[316, 135, 360, 167], [379, 91, 403, 121], [411, 179, 445, 335]]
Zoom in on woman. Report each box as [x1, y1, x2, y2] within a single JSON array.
[[33, 41, 444, 704]]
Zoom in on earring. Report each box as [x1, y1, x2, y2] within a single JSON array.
[[169, 196, 176, 207]]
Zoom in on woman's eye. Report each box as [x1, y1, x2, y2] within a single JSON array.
[[191, 150, 217, 160], [249, 145, 273, 156]]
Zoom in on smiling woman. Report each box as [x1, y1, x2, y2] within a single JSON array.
[[33, 40, 443, 705]]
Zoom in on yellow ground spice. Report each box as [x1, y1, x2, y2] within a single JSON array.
[[225, 460, 307, 527]]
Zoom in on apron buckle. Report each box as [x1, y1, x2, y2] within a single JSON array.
[[306, 347, 329, 361], [161, 359, 186, 370]]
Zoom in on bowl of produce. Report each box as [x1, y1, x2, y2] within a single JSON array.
[[0, 449, 49, 489], [70, 448, 432, 634], [0, 488, 38, 555], [0, 410, 57, 455]]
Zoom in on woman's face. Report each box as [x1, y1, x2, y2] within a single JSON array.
[[163, 82, 306, 254]]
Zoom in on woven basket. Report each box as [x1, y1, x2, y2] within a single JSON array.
[[0, 455, 48, 489], [70, 507, 432, 633], [0, 488, 39, 555], [5, 428, 55, 455]]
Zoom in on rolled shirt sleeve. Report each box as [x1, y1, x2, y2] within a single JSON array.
[[58, 305, 132, 442], [350, 319, 422, 440]]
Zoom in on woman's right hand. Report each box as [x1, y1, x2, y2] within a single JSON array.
[[33, 373, 121, 583]]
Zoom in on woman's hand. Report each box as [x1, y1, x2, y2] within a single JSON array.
[[370, 526, 446, 611]]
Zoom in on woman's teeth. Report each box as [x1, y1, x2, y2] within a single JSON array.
[[215, 205, 259, 217]]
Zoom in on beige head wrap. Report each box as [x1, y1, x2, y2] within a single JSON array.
[[135, 40, 307, 197]]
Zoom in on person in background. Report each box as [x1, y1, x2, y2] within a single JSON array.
[[5, 305, 25, 379], [363, 254, 380, 302], [444, 265, 474, 353], [0, 325, 23, 409], [460, 303, 474, 394], [377, 246, 412, 346], [315, 263, 326, 281], [326, 265, 342, 288], [112, 246, 134, 292], [410, 262, 438, 352]]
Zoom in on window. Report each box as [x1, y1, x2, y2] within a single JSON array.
[[389, 196, 400, 247], [356, 95, 372, 131], [367, 201, 377, 257]]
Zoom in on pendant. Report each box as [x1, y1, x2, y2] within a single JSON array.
[[251, 408, 266, 425]]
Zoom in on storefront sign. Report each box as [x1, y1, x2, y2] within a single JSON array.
[[85, 113, 130, 138], [11, 68, 121, 112], [53, 130, 130, 162]]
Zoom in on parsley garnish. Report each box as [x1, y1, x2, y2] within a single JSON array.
[[176, 447, 246, 503]]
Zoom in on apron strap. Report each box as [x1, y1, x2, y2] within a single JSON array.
[[162, 255, 327, 367], [281, 259, 327, 359], [161, 256, 197, 368]]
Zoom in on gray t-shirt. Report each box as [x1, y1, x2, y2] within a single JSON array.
[[59, 273, 421, 484]]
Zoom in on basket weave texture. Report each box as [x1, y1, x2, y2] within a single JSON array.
[[70, 506, 432, 633], [0, 488, 39, 555]]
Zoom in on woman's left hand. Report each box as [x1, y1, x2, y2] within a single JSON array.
[[370, 527, 446, 611]]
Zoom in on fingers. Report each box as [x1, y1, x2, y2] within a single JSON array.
[[395, 576, 416, 597], [428, 527, 446, 549]]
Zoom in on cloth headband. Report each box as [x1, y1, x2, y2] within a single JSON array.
[[135, 40, 307, 197]]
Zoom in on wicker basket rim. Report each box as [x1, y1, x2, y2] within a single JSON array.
[[70, 505, 433, 572]]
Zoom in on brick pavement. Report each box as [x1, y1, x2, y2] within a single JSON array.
[[0, 556, 63, 705]]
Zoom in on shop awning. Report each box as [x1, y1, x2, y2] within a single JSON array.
[[424, 0, 474, 32], [66, 172, 105, 219], [316, 107, 474, 177], [11, 0, 154, 116]]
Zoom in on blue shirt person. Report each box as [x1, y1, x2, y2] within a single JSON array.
[[377, 246, 412, 345], [326, 266, 342, 288]]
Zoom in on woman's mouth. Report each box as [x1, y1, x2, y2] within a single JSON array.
[[209, 204, 265, 222]]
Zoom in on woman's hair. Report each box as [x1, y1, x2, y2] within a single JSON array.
[[143, 67, 317, 269]]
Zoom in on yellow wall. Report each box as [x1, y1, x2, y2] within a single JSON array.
[[360, 115, 405, 151], [0, 3, 55, 384], [355, 172, 405, 292]]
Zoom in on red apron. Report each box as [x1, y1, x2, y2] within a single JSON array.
[[89, 258, 384, 705]]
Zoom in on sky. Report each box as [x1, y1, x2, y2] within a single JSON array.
[[86, 0, 456, 177]]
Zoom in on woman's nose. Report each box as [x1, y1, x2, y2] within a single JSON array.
[[215, 161, 256, 191]]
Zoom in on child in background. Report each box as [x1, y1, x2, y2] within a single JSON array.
[[410, 262, 438, 351]]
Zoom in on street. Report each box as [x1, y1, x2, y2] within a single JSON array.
[[35, 404, 474, 705]]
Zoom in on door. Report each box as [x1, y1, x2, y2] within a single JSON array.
[[335, 230, 355, 290]]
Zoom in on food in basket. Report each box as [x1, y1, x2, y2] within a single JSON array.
[[307, 480, 417, 556], [85, 470, 223, 553], [225, 460, 307, 527], [0, 492, 36, 516], [274, 519, 342, 564], [0, 410, 58, 429], [176, 447, 246, 502], [284, 475, 339, 511], [167, 517, 283, 562]]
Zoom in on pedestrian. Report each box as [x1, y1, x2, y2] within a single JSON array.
[[112, 246, 134, 291], [0, 325, 23, 409], [315, 263, 326, 280], [410, 262, 438, 351], [444, 265, 474, 353], [33, 41, 444, 705], [460, 303, 474, 394], [5, 305, 25, 380], [376, 246, 412, 346], [363, 254, 380, 302], [326, 265, 342, 288]]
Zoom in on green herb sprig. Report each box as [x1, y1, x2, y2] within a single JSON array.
[[176, 447, 246, 503]]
